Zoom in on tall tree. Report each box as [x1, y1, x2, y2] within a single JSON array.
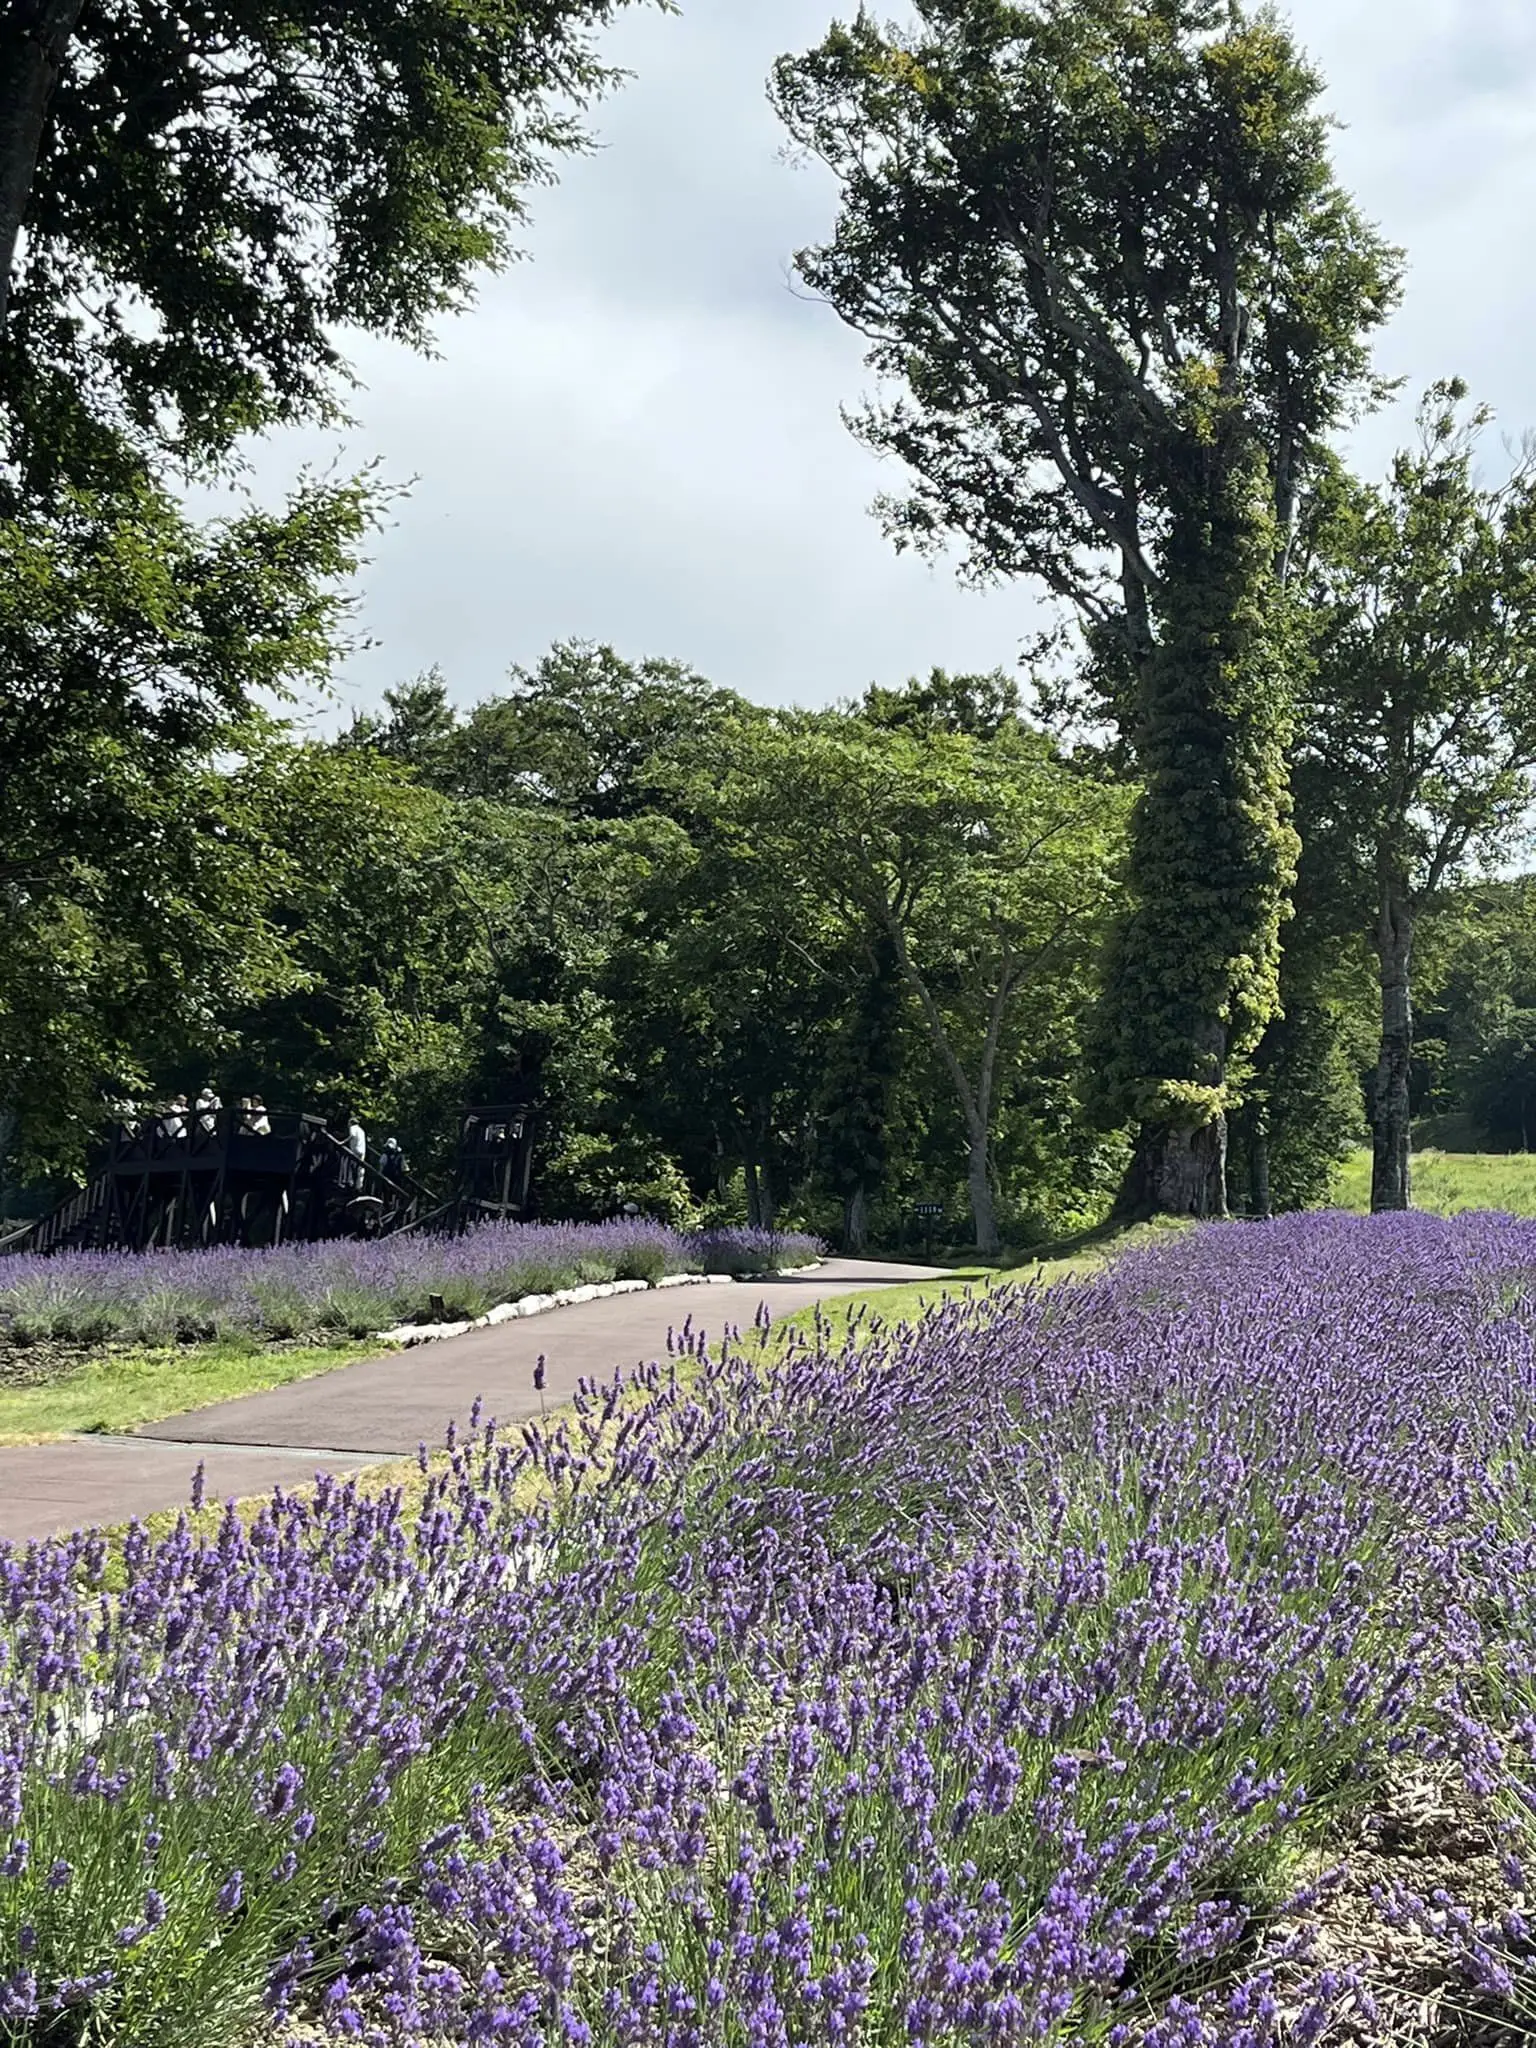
[[0, 0, 671, 496], [770, 0, 1400, 1215], [1302, 383, 1536, 1210]]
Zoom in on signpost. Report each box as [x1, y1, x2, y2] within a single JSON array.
[[912, 1199, 943, 1258]]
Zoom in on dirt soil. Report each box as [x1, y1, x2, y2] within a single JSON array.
[[1263, 1762, 1535, 2045]]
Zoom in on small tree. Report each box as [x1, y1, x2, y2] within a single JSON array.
[[1303, 382, 1536, 1210], [721, 713, 1127, 1256]]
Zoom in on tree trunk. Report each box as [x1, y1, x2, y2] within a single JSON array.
[[1156, 1118, 1227, 1217], [1114, 1015, 1230, 1220], [0, 0, 86, 324], [1370, 880, 1414, 1212], [744, 1151, 777, 1232], [1117, 1114, 1228, 1220], [843, 1180, 869, 1254], [966, 1125, 1000, 1258]]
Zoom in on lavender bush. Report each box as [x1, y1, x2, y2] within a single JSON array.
[[7, 1211, 1536, 2041], [0, 1221, 822, 1346]]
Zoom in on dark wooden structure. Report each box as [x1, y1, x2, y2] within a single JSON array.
[[450, 1103, 535, 1230], [6, 1096, 539, 1256], [13, 1108, 433, 1256]]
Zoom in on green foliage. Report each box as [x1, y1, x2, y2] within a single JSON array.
[[812, 932, 906, 1248], [771, 0, 1401, 1210], [2, 0, 672, 495], [1299, 383, 1536, 1208], [1303, 385, 1536, 906], [860, 665, 1021, 739], [1091, 432, 1297, 1128], [435, 639, 752, 818], [537, 1132, 702, 1230], [0, 476, 385, 1175], [1414, 879, 1536, 1148], [709, 711, 1128, 1251], [1231, 995, 1368, 1214]]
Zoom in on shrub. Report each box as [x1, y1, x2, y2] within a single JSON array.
[[613, 1243, 668, 1284]]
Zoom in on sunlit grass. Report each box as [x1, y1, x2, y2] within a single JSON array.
[[766, 1219, 1187, 1353], [0, 1337, 387, 1446], [1330, 1146, 1536, 1217]]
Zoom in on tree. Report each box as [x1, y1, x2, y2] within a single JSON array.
[[861, 664, 1021, 739], [770, 0, 1400, 1215], [1411, 879, 1536, 1145], [0, 472, 384, 1176], [0, 0, 671, 496], [611, 823, 844, 1230], [1302, 384, 1536, 1210], [812, 930, 906, 1250], [720, 712, 1127, 1255], [341, 670, 464, 788], [447, 640, 752, 820]]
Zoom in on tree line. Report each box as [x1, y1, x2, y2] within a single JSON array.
[[4, 0, 1536, 1245]]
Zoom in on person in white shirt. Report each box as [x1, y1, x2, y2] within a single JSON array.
[[345, 1114, 367, 1189], [159, 1095, 188, 1142], [195, 1083, 221, 1136], [248, 1094, 271, 1136]]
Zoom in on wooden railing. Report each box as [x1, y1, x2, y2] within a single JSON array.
[[19, 1173, 112, 1255]]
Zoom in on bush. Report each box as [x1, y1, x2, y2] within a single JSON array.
[[613, 1243, 668, 1284]]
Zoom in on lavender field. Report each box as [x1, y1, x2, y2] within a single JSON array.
[[0, 1221, 821, 1348], [5, 1210, 1536, 2043]]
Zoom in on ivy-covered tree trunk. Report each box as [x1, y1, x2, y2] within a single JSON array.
[[1102, 430, 1295, 1221], [1371, 876, 1414, 1211]]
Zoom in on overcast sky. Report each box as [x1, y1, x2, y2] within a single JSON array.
[[230, 0, 1536, 729]]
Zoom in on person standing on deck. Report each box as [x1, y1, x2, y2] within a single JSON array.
[[345, 1113, 367, 1191]]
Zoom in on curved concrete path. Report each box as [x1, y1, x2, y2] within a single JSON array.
[[0, 1259, 945, 1543]]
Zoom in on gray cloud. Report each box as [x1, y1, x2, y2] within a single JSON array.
[[224, 0, 1536, 727]]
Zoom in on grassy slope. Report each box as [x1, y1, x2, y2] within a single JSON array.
[[0, 1338, 386, 1446], [1331, 1146, 1536, 1217]]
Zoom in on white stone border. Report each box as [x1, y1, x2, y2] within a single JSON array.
[[376, 1261, 822, 1349]]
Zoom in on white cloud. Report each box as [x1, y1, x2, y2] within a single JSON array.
[[225, 0, 1536, 724]]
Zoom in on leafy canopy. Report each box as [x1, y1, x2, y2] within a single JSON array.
[[3, 0, 672, 494]]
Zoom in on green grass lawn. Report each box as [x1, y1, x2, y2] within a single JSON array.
[[1330, 1145, 1536, 1217], [0, 1336, 387, 1446]]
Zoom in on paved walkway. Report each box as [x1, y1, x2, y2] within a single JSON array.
[[0, 1259, 942, 1543]]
